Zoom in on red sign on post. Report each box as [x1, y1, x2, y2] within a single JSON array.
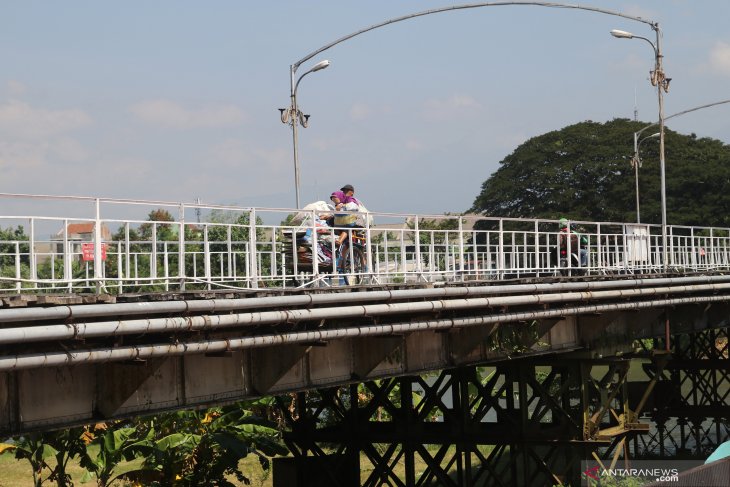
[[81, 243, 107, 261]]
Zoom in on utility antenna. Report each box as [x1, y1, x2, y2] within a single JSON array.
[[633, 86, 638, 121]]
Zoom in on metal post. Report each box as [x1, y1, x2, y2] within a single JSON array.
[[92, 199, 104, 294], [284, 61, 329, 209], [248, 209, 258, 288], [203, 225, 211, 290], [14, 242, 20, 292], [124, 222, 131, 286], [116, 241, 123, 293], [29, 218, 37, 288], [633, 132, 641, 223], [310, 210, 319, 278], [656, 25, 668, 272], [63, 218, 70, 288], [290, 66, 301, 209], [151, 223, 158, 280], [414, 216, 422, 274], [498, 219, 504, 277], [612, 25, 668, 270], [178, 204, 186, 291], [458, 216, 465, 275]]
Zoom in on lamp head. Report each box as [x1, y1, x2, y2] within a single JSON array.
[[610, 29, 634, 39], [311, 60, 330, 72]]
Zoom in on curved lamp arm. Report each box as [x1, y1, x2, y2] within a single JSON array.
[[293, 2, 657, 75]]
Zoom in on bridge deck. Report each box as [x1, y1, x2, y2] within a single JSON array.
[[2, 270, 730, 434]]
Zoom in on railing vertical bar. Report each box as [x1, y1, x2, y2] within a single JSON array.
[[117, 241, 123, 294], [400, 229, 407, 275], [93, 199, 103, 293], [458, 217, 465, 279], [204, 225, 211, 290], [14, 241, 21, 292], [63, 218, 71, 290], [29, 218, 37, 289], [151, 223, 158, 280], [163, 241, 169, 291], [498, 219, 504, 279], [311, 210, 319, 279], [414, 216, 422, 277], [177, 203, 186, 291], [270, 225, 277, 280], [124, 222, 131, 285], [248, 209, 258, 289]]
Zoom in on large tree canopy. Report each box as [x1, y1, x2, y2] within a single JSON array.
[[469, 119, 730, 226]]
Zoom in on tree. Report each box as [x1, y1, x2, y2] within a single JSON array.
[[0, 428, 87, 487], [0, 225, 30, 289], [78, 422, 155, 487], [469, 119, 730, 226], [0, 433, 57, 487], [139, 209, 176, 241], [137, 402, 287, 486]]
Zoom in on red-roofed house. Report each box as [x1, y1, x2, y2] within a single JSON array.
[[52, 222, 112, 258]]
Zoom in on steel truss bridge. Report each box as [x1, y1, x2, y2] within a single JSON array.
[[1, 193, 729, 486]]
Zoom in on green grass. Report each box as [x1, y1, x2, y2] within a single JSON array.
[[0, 450, 273, 487], [1, 445, 498, 486]]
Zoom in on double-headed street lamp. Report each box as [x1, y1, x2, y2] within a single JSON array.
[[610, 27, 671, 270], [629, 98, 730, 224], [280, 59, 331, 209], [283, 5, 657, 213], [631, 131, 660, 223]]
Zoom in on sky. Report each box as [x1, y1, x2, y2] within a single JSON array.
[[2, 1, 730, 218]]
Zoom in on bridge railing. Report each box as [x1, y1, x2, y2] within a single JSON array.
[[2, 193, 730, 293]]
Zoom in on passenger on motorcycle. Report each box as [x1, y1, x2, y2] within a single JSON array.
[[330, 184, 362, 246]]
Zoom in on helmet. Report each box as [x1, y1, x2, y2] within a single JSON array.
[[341, 184, 354, 192], [559, 218, 568, 227]]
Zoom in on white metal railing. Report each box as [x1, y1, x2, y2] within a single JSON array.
[[2, 193, 730, 293]]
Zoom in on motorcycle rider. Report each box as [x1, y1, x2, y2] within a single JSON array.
[[330, 184, 362, 245], [559, 218, 588, 266]]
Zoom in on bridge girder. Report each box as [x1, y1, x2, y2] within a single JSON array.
[[1, 286, 729, 436]]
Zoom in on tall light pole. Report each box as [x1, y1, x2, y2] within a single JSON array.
[[631, 132, 659, 223], [284, 4, 657, 209], [611, 27, 671, 270], [280, 59, 330, 209]]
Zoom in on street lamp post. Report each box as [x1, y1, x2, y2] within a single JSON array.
[[280, 59, 330, 209], [631, 132, 660, 223], [611, 27, 671, 270], [284, 5, 657, 211]]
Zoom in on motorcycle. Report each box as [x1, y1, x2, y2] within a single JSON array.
[[559, 248, 584, 276], [558, 225, 587, 276], [335, 227, 367, 285], [283, 201, 369, 284]]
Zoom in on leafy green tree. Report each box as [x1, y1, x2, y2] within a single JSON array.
[[139, 402, 287, 486], [0, 428, 86, 487], [78, 422, 155, 487], [0, 225, 28, 265], [0, 225, 30, 289], [470, 119, 730, 226], [0, 433, 56, 487], [140, 209, 177, 241]]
